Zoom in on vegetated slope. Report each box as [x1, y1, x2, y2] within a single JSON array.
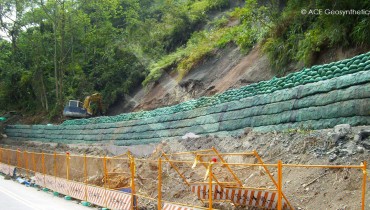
[[107, 43, 367, 115], [109, 44, 273, 114]]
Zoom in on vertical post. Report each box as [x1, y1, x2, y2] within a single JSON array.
[[103, 156, 108, 208], [24, 151, 29, 179], [211, 147, 242, 186], [66, 152, 70, 180], [157, 158, 162, 210], [32, 152, 36, 173], [208, 163, 213, 210], [254, 151, 293, 210], [17, 148, 20, 168], [84, 154, 87, 202], [129, 155, 136, 210], [7, 150, 10, 174], [42, 152, 46, 187], [362, 161, 367, 210], [54, 151, 57, 179], [277, 160, 282, 210], [0, 148, 2, 163]]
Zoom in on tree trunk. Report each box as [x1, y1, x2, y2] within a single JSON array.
[[53, 22, 59, 103]]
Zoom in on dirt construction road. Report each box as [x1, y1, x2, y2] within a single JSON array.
[[0, 176, 91, 210]]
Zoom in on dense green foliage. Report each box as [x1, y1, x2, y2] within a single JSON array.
[[1, 0, 370, 118], [262, 0, 370, 74], [0, 0, 230, 116], [144, 0, 272, 84]]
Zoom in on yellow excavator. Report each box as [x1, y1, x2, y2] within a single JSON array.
[[63, 93, 103, 118]]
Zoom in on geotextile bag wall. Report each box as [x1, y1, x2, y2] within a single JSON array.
[[5, 52, 370, 145]]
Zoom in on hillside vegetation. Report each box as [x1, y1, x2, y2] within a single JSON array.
[[0, 0, 369, 120]]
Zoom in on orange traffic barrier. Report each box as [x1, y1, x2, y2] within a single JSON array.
[[0, 147, 366, 210]]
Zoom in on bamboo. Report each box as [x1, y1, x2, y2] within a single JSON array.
[[362, 161, 367, 210], [277, 160, 282, 210], [158, 158, 162, 210], [212, 147, 242, 186]]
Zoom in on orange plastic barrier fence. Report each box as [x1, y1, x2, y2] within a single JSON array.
[[0, 147, 367, 210]]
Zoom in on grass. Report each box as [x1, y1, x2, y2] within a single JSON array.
[[142, 0, 270, 86]]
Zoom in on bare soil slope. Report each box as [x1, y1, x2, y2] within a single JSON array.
[[108, 44, 368, 116]]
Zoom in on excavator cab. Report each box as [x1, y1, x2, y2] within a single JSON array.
[[63, 100, 88, 118], [63, 93, 103, 118]]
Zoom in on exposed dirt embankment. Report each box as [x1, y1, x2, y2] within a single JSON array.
[[108, 43, 367, 117], [107, 44, 274, 114]]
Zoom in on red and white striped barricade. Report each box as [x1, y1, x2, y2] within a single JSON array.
[[105, 189, 132, 210], [69, 181, 86, 200], [0, 163, 6, 174], [34, 172, 44, 186], [0, 163, 15, 176], [44, 174, 57, 191], [190, 183, 289, 209], [87, 185, 106, 207], [163, 202, 201, 210], [54, 177, 70, 195]]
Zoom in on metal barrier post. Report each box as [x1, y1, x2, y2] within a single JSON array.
[[103, 156, 108, 208], [158, 158, 162, 210], [208, 163, 213, 210], [32, 152, 36, 173], [362, 161, 367, 210], [130, 155, 136, 210], [212, 147, 242, 186], [66, 152, 70, 180], [7, 149, 10, 174], [24, 151, 29, 179], [17, 148, 20, 168], [162, 153, 190, 186], [254, 151, 293, 209], [84, 153, 87, 202], [42, 152, 45, 186], [54, 151, 57, 182], [277, 160, 282, 210]]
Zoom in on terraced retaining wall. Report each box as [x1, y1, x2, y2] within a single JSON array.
[[5, 53, 370, 145]]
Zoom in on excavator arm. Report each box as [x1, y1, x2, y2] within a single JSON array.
[[83, 93, 103, 115]]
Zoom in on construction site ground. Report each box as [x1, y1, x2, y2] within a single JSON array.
[[1, 125, 369, 210]]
